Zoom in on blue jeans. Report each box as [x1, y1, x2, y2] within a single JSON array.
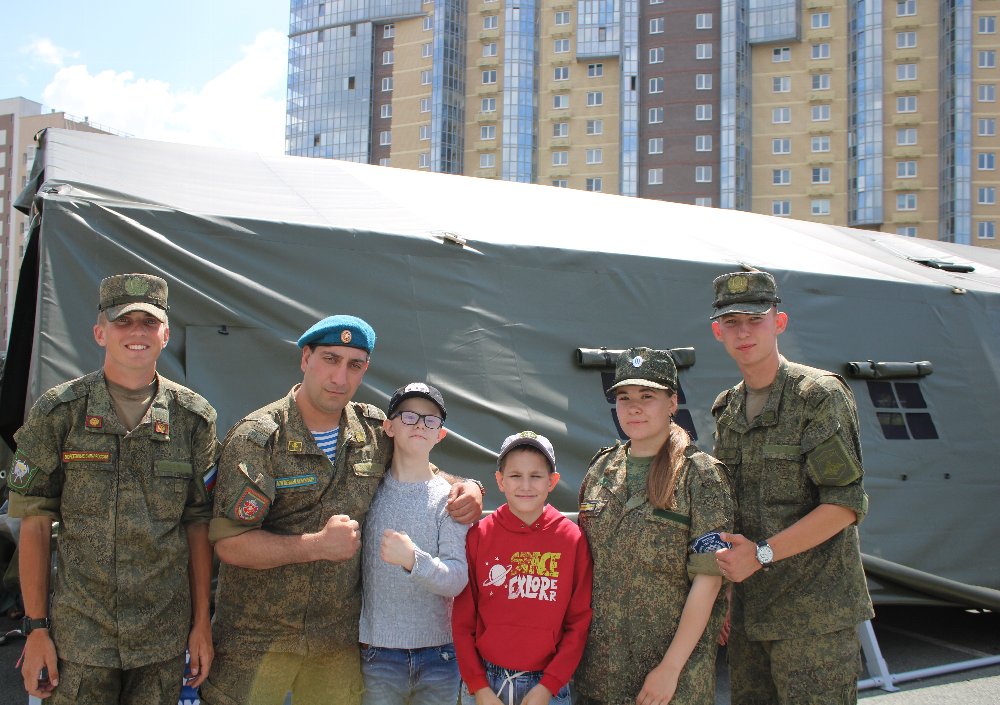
[[361, 643, 461, 705], [459, 660, 572, 705]]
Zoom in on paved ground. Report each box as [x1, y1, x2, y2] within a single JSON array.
[[0, 605, 995, 704]]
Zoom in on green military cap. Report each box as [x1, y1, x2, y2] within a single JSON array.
[[710, 271, 781, 320], [98, 273, 169, 323], [606, 347, 677, 394]]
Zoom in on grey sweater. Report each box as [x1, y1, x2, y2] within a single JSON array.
[[359, 472, 470, 648]]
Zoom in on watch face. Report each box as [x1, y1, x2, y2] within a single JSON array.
[[756, 543, 774, 565]]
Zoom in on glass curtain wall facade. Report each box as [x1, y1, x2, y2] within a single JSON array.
[[618, 0, 638, 196], [501, 0, 538, 182], [431, 0, 469, 173], [720, 0, 750, 210], [848, 0, 883, 226], [939, 0, 973, 244]]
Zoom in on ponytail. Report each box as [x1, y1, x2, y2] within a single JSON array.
[[646, 421, 691, 510]]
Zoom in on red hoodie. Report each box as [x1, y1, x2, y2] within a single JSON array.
[[452, 504, 594, 695]]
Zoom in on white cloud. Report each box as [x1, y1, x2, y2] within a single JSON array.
[[22, 38, 80, 67], [40, 30, 287, 155]]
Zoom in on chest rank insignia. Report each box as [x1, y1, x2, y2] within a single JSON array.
[[86, 415, 104, 429], [287, 440, 304, 452], [233, 486, 269, 522], [154, 421, 169, 435], [353, 431, 364, 443], [579, 500, 599, 513]]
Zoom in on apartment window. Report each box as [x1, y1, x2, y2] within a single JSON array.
[[811, 199, 831, 216], [555, 10, 571, 25], [773, 47, 790, 62], [423, 15, 433, 30], [598, 27, 607, 41], [773, 138, 791, 154], [383, 50, 394, 65], [979, 51, 997, 69], [649, 47, 664, 64], [896, 193, 917, 210], [812, 167, 831, 184], [588, 63, 604, 78], [555, 38, 570, 53], [897, 63, 917, 81], [481, 125, 496, 140], [483, 42, 497, 57], [977, 186, 996, 204], [384, 24, 395, 38], [649, 77, 664, 94], [811, 104, 831, 121], [419, 125, 431, 141], [381, 77, 393, 92], [897, 95, 917, 112], [772, 107, 791, 124], [897, 160, 917, 178], [695, 166, 713, 182], [587, 91, 604, 106], [421, 70, 432, 85], [380, 104, 392, 119], [897, 0, 916, 17], [552, 179, 568, 188], [586, 177, 603, 192], [587, 119, 604, 135], [897, 31, 917, 49], [553, 122, 569, 137], [480, 153, 496, 168], [979, 84, 996, 102], [811, 12, 830, 29], [897, 128, 917, 145], [552, 151, 569, 166], [978, 221, 997, 239], [978, 118, 996, 136], [554, 66, 569, 81], [695, 197, 713, 207], [811, 43, 831, 60], [586, 148, 603, 164], [773, 76, 791, 92], [650, 17, 665, 33], [811, 135, 831, 152], [695, 104, 713, 121], [482, 70, 497, 84], [648, 137, 664, 154], [696, 13, 713, 29], [695, 135, 713, 151], [773, 168, 791, 185], [696, 43, 713, 60], [812, 73, 831, 90], [696, 74, 713, 90], [772, 201, 791, 216], [379, 131, 392, 146], [978, 152, 996, 170], [553, 94, 569, 109], [484, 15, 498, 29], [418, 43, 431, 59], [378, 158, 390, 167], [979, 16, 996, 34], [650, 0, 663, 4], [896, 226, 917, 237], [648, 168, 664, 185], [649, 107, 664, 124], [421, 98, 432, 112], [481, 97, 495, 112]]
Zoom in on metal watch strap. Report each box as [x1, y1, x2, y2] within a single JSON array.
[[470, 479, 486, 499]]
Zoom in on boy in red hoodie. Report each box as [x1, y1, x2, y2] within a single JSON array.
[[453, 431, 593, 705]]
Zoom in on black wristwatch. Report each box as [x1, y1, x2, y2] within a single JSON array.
[[22, 616, 50, 635]]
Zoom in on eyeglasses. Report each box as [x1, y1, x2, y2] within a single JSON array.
[[391, 411, 443, 429]]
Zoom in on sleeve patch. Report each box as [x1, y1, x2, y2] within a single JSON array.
[[229, 486, 270, 523], [8, 452, 38, 492], [806, 433, 862, 487]]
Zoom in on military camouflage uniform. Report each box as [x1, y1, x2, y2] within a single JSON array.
[[201, 386, 391, 705], [576, 441, 734, 705], [712, 358, 874, 704], [8, 370, 218, 701]]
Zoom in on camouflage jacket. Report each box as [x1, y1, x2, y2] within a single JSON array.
[[576, 441, 734, 704], [712, 358, 874, 641], [8, 370, 218, 669], [209, 387, 391, 655]]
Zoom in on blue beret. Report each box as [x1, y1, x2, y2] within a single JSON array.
[[297, 315, 376, 353]]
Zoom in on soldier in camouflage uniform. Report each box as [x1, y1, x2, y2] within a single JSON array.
[[9, 274, 218, 704], [577, 348, 734, 705], [710, 271, 874, 705], [201, 315, 483, 705]]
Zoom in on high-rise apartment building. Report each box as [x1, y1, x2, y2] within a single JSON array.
[[0, 98, 112, 350], [286, 0, 999, 248]]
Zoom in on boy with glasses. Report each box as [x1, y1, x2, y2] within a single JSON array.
[[359, 383, 470, 705]]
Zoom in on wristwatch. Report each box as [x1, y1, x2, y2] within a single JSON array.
[[755, 540, 774, 566], [22, 616, 50, 635], [470, 479, 487, 500]]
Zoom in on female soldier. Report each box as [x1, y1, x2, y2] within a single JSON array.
[[576, 347, 734, 705]]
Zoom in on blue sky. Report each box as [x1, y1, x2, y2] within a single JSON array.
[[1, 1, 290, 154]]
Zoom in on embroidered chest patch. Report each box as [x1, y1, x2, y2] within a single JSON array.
[[275, 474, 318, 490], [61, 451, 111, 463]]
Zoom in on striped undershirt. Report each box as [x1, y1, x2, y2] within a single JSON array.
[[312, 427, 339, 464]]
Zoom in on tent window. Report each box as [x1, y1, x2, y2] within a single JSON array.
[[876, 413, 909, 440], [905, 413, 939, 440], [867, 381, 937, 440]]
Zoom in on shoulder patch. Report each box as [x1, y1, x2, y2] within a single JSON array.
[[711, 388, 733, 417], [359, 403, 386, 422], [588, 441, 619, 467], [34, 373, 95, 416], [172, 386, 218, 424], [246, 416, 280, 448]]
